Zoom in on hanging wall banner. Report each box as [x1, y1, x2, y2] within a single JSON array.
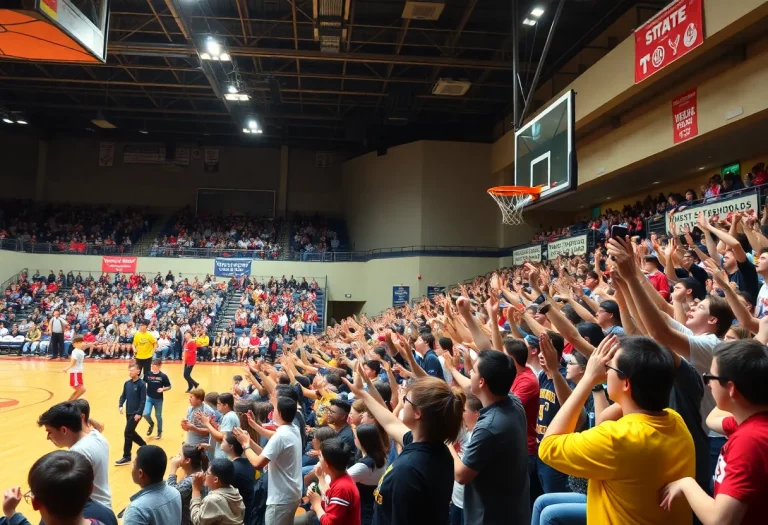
[[101, 256, 137, 273], [634, 0, 704, 84], [392, 286, 410, 307], [513, 245, 543, 266], [98, 142, 115, 167], [426, 286, 446, 299], [204, 148, 220, 173], [666, 192, 759, 234], [547, 235, 588, 260], [672, 88, 698, 144], [213, 257, 251, 277]]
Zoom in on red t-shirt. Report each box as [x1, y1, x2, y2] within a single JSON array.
[[319, 472, 361, 525], [511, 366, 540, 455], [183, 341, 198, 366], [713, 412, 768, 524]]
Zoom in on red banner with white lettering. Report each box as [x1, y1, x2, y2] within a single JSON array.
[[672, 88, 698, 144], [635, 0, 704, 84], [101, 256, 138, 273]]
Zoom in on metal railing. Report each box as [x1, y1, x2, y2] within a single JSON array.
[[0, 267, 28, 294]]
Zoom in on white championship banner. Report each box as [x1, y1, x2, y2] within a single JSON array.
[[513, 245, 543, 266], [666, 193, 760, 234], [547, 234, 588, 260]]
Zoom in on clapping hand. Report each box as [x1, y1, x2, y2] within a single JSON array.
[[3, 487, 22, 520], [232, 426, 252, 446], [584, 335, 620, 387], [191, 471, 206, 491]]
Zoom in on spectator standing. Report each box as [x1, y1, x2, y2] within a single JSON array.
[[198, 393, 241, 460], [190, 458, 245, 525], [123, 445, 182, 525], [36, 402, 112, 508], [236, 396, 303, 525], [182, 388, 215, 447], [0, 451, 117, 525], [167, 444, 210, 525], [661, 339, 768, 525], [447, 350, 530, 525], [183, 331, 200, 392], [539, 336, 695, 524], [303, 438, 361, 525], [116, 363, 147, 466]]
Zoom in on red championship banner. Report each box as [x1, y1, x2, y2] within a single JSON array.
[[101, 256, 138, 273], [635, 0, 704, 84], [672, 88, 698, 144]]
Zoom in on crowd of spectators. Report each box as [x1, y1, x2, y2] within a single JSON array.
[[4, 202, 768, 525], [0, 200, 151, 253], [208, 275, 322, 363], [0, 269, 229, 360], [532, 165, 768, 245], [150, 212, 280, 259], [292, 216, 340, 255]]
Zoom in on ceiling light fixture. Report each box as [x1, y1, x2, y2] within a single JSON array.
[[2, 118, 13, 124], [200, 37, 231, 61], [523, 18, 536, 26], [227, 84, 238, 94], [243, 128, 251, 134], [139, 130, 149, 135], [531, 7, 545, 17], [224, 93, 250, 101], [248, 119, 258, 130], [16, 119, 28, 125]]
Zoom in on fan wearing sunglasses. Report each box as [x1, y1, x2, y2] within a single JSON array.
[[538, 335, 696, 525], [661, 339, 768, 525], [1, 450, 116, 525]]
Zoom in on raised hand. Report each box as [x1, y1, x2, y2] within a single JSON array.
[[584, 334, 619, 386]]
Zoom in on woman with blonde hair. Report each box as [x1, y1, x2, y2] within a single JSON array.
[[343, 375, 465, 524]]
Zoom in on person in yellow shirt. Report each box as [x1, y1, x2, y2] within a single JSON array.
[[196, 330, 211, 362], [132, 321, 158, 380], [538, 335, 695, 525]]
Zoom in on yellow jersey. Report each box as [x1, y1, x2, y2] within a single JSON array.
[[196, 335, 210, 347], [132, 331, 158, 360], [539, 409, 695, 525]]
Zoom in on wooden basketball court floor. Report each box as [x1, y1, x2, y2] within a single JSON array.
[[0, 356, 242, 521]]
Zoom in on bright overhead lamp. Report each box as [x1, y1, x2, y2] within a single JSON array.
[[248, 119, 258, 130], [255, 129, 263, 134], [2, 118, 13, 124], [139, 129, 149, 134], [227, 84, 238, 94], [243, 128, 251, 134], [225, 93, 250, 101], [200, 37, 231, 62], [16, 119, 28, 125], [531, 7, 545, 17], [522, 18, 537, 26]]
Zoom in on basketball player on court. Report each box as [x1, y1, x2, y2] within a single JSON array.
[[62, 335, 86, 401]]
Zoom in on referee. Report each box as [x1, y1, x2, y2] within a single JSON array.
[[48, 310, 67, 359]]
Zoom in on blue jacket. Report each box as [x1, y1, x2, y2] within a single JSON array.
[[122, 482, 182, 525]]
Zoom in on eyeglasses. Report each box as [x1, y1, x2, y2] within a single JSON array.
[[24, 490, 32, 504], [404, 394, 416, 407], [702, 373, 727, 386], [605, 364, 628, 378]]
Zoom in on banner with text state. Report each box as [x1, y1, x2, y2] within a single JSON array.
[[547, 235, 588, 260], [666, 193, 760, 234], [512, 245, 543, 266]]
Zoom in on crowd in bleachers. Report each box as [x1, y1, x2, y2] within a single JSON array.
[[292, 216, 340, 255], [4, 205, 768, 525], [532, 165, 768, 245], [0, 269, 229, 359], [150, 212, 280, 259], [0, 200, 151, 252], [207, 275, 322, 363]]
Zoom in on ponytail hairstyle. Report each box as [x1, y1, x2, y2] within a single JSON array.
[[224, 432, 244, 456], [406, 377, 465, 443], [355, 423, 387, 469], [181, 444, 209, 472]]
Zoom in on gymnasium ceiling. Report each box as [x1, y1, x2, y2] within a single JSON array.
[[0, 0, 672, 149]]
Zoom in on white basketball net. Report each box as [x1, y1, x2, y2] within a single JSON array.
[[489, 192, 534, 226]]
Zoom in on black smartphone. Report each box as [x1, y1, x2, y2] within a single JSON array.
[[611, 225, 629, 240]]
